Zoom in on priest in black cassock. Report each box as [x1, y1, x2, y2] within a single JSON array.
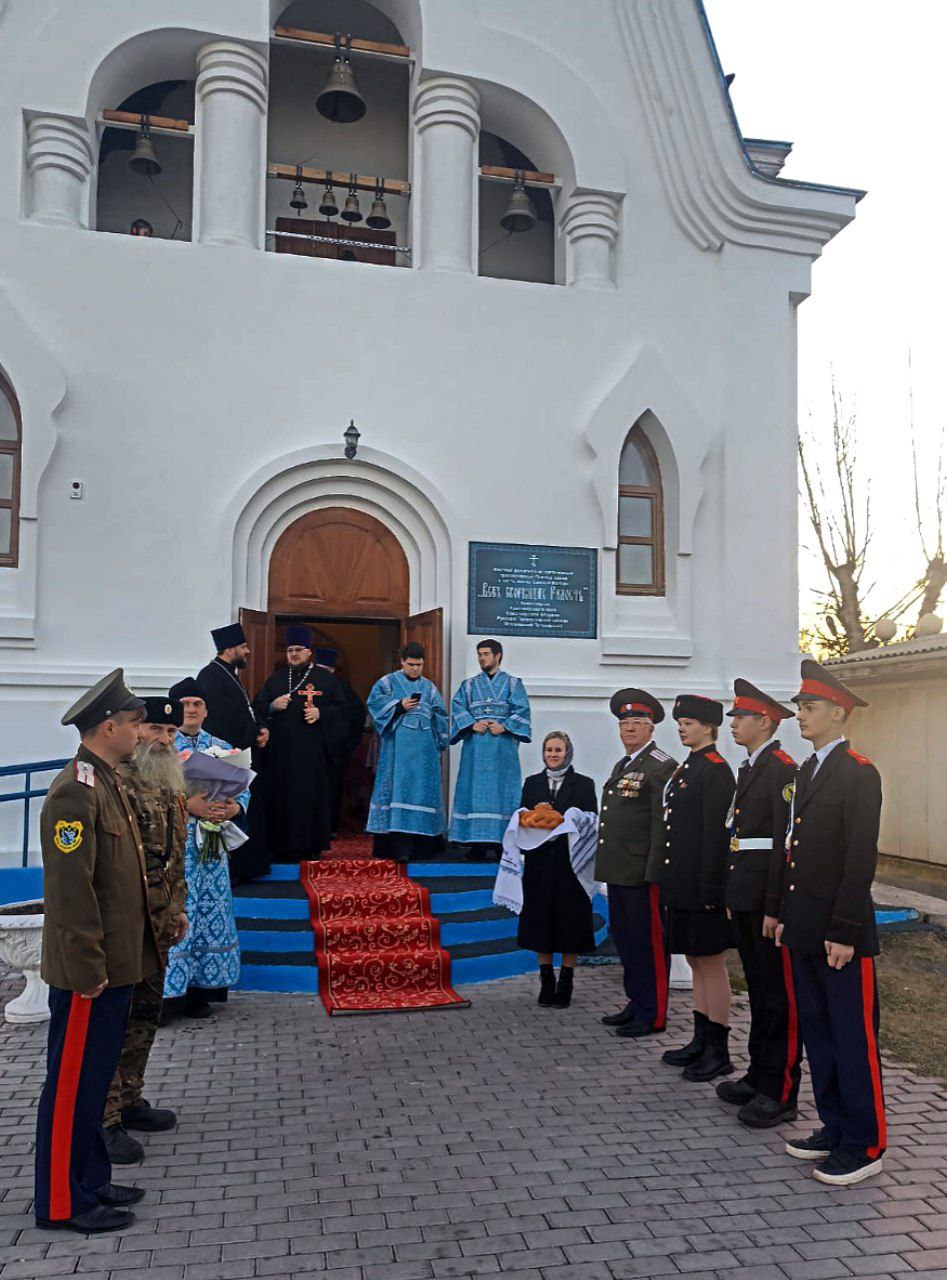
[[313, 646, 366, 833], [197, 621, 271, 883], [252, 625, 346, 861]]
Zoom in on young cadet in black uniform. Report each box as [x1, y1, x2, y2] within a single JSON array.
[[596, 689, 677, 1038], [34, 671, 159, 1233], [719, 679, 801, 1128], [778, 658, 886, 1187], [659, 695, 736, 1082]]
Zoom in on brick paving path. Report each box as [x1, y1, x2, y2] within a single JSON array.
[[0, 964, 945, 1279]]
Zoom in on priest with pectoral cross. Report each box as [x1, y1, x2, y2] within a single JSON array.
[[252, 625, 345, 861]]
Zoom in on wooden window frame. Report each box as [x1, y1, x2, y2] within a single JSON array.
[[616, 425, 664, 596], [0, 375, 20, 569]]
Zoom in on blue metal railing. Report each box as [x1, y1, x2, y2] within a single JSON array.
[[0, 759, 68, 867]]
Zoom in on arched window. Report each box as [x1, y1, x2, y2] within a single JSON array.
[[617, 425, 663, 595], [0, 374, 21, 567]]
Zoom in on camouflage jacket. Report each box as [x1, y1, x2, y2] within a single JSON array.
[[117, 764, 188, 945]]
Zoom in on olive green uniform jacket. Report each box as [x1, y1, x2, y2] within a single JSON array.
[[594, 741, 678, 887], [40, 745, 160, 992]]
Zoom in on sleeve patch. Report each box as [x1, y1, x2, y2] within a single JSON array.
[[53, 820, 84, 853], [846, 749, 872, 766], [774, 749, 797, 768], [705, 751, 725, 765], [75, 760, 95, 787]]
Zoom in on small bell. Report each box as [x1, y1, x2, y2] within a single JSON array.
[[316, 34, 367, 124], [129, 118, 161, 177], [319, 174, 339, 218], [340, 247, 358, 261], [499, 173, 537, 234], [289, 166, 308, 212], [341, 177, 362, 223], [366, 180, 391, 230]]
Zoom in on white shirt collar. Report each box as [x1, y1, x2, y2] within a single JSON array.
[[811, 736, 846, 774], [624, 740, 652, 765], [746, 738, 776, 769]]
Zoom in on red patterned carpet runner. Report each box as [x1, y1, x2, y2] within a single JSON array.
[[326, 834, 374, 861], [300, 858, 469, 1015]]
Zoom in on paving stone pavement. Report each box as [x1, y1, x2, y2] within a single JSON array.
[[0, 963, 945, 1280]]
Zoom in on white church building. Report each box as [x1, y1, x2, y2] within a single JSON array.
[[0, 0, 861, 819]]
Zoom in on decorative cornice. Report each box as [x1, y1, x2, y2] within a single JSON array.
[[196, 42, 268, 113], [412, 77, 481, 141], [25, 116, 94, 185], [616, 0, 861, 258]]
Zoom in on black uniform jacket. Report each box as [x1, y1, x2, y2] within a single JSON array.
[[196, 658, 258, 750], [594, 741, 677, 887], [521, 768, 598, 817], [778, 741, 881, 957], [724, 740, 797, 916], [659, 744, 735, 911]]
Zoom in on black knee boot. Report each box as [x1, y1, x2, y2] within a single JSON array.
[[552, 966, 574, 1008], [538, 964, 556, 1007], [661, 1010, 709, 1066], [682, 1020, 734, 1082]]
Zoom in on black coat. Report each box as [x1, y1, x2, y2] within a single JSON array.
[[724, 740, 797, 915], [196, 659, 258, 751], [778, 742, 881, 957], [516, 768, 598, 955], [659, 744, 735, 911]]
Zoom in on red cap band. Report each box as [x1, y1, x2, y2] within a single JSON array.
[[798, 678, 855, 714], [733, 695, 777, 718], [620, 703, 654, 717]]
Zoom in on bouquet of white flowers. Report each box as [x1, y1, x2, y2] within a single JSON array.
[[181, 748, 255, 863]]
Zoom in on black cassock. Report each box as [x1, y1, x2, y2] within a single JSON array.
[[253, 666, 346, 861], [326, 676, 366, 832]]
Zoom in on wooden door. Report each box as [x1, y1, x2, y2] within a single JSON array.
[[269, 507, 409, 618], [238, 607, 273, 700], [400, 608, 444, 695]]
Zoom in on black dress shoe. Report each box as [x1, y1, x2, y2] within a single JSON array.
[[601, 1004, 635, 1027], [615, 1013, 666, 1038], [182, 1000, 213, 1019], [97, 1183, 145, 1207], [122, 1099, 177, 1132], [716, 1074, 757, 1106], [738, 1094, 799, 1129], [36, 1205, 134, 1234], [103, 1125, 144, 1166]]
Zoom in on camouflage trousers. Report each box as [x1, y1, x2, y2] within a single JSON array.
[[102, 955, 167, 1130]]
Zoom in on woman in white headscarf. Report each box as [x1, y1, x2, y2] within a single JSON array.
[[516, 731, 598, 1008]]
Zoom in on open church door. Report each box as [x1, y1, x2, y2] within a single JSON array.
[[238, 607, 274, 701], [400, 608, 444, 695]]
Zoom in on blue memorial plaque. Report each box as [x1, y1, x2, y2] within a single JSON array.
[[468, 542, 598, 639]]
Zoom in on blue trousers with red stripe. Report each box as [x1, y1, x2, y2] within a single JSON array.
[[791, 954, 886, 1159], [34, 985, 133, 1222], [607, 882, 670, 1029], [731, 911, 801, 1105]]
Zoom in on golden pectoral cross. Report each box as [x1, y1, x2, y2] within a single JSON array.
[[298, 683, 320, 710]]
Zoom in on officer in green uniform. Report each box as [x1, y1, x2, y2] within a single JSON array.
[[103, 697, 189, 1165], [34, 670, 160, 1234], [596, 688, 677, 1038]]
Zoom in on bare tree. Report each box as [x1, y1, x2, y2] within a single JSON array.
[[909, 376, 947, 632]]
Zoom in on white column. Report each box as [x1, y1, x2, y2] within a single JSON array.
[[412, 77, 480, 273], [195, 41, 268, 248], [25, 116, 94, 228], [561, 190, 622, 289]]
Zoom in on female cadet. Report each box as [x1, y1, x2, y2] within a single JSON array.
[[659, 695, 736, 1081]]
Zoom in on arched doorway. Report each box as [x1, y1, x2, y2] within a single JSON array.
[[239, 505, 444, 830]]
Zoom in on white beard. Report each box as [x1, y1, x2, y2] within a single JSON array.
[[132, 742, 185, 794]]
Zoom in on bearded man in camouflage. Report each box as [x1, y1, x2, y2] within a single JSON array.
[[103, 697, 189, 1165]]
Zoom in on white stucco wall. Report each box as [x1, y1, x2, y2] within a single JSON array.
[[0, 0, 858, 854]]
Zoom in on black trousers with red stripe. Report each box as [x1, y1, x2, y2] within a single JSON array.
[[607, 882, 670, 1029], [34, 984, 133, 1222], [791, 953, 887, 1159], [730, 910, 801, 1105]]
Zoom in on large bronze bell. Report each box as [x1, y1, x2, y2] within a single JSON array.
[[129, 121, 161, 177], [366, 182, 391, 230], [316, 36, 366, 124], [319, 177, 339, 218], [499, 175, 537, 234]]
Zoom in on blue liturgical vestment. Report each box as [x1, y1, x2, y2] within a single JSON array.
[[366, 672, 449, 836], [449, 670, 532, 844]]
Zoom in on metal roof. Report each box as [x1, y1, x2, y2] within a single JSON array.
[[826, 631, 947, 667]]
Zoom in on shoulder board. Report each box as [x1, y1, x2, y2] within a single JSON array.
[[75, 760, 95, 788], [650, 748, 671, 763], [705, 751, 725, 765], [846, 749, 873, 766], [773, 748, 797, 768]]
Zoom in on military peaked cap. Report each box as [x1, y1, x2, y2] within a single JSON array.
[[61, 669, 145, 733]]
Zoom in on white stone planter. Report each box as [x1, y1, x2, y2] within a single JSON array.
[[669, 953, 693, 990], [0, 902, 49, 1023]]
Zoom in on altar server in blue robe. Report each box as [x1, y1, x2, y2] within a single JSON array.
[[449, 640, 531, 859], [366, 642, 449, 861]]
